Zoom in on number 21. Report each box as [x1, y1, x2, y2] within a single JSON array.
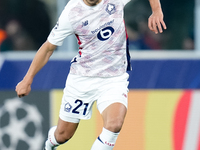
[[72, 100, 89, 115]]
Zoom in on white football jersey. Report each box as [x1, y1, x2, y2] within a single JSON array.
[[48, 0, 131, 77]]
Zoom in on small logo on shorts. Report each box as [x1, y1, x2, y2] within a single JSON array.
[[64, 102, 72, 112], [122, 93, 127, 98]]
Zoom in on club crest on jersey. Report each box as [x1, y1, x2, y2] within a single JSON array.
[[106, 3, 116, 15]]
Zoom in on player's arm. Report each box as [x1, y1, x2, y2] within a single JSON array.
[[148, 0, 167, 34], [15, 41, 56, 98]]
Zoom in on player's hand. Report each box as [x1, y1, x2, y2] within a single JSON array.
[[15, 79, 32, 98], [148, 9, 167, 34]]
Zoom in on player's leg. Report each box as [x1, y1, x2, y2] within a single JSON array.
[[91, 73, 129, 150], [101, 102, 127, 132], [55, 117, 79, 143], [44, 117, 79, 150], [91, 103, 127, 150]]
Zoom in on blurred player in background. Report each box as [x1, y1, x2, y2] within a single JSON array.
[[16, 0, 166, 149]]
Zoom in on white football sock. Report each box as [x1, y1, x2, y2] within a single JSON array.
[[45, 126, 60, 150], [91, 128, 119, 150]]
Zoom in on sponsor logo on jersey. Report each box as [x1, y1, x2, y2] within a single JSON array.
[[97, 26, 114, 41], [106, 3, 116, 15], [91, 19, 114, 34]]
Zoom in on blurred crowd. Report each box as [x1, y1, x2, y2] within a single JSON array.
[[125, 0, 194, 50], [0, 0, 194, 51], [0, 0, 51, 51]]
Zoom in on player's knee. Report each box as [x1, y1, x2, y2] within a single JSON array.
[[55, 128, 74, 143], [104, 119, 124, 133]]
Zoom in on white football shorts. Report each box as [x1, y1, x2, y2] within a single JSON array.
[[59, 73, 129, 123]]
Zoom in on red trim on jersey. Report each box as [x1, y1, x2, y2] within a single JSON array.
[[79, 50, 82, 56], [75, 34, 82, 49], [124, 20, 128, 40], [75, 34, 81, 45], [75, 34, 82, 56]]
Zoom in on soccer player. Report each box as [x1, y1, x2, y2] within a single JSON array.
[[15, 0, 166, 149]]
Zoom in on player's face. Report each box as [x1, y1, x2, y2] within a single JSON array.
[[83, 0, 102, 6]]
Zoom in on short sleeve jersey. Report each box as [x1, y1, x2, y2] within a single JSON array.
[[48, 0, 131, 77]]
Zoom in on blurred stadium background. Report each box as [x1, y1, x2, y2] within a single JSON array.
[[0, 0, 200, 150]]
